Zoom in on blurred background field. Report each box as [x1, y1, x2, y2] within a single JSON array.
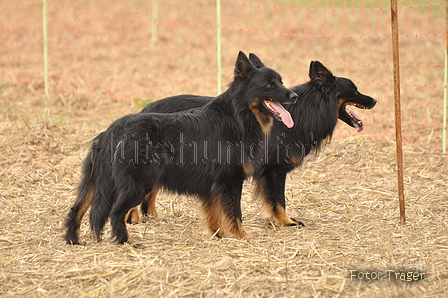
[[0, 1, 447, 297]]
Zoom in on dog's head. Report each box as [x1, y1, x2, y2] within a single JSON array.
[[309, 61, 377, 132], [233, 51, 298, 131]]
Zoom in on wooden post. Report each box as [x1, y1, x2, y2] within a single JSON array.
[[216, 0, 222, 95], [390, 0, 406, 224], [443, 0, 447, 153], [42, 0, 49, 97], [151, 0, 159, 44]]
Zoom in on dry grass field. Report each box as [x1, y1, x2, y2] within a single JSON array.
[[1, 81, 447, 297], [1, 0, 447, 297]]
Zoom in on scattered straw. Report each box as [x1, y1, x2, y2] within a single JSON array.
[[1, 81, 447, 297]]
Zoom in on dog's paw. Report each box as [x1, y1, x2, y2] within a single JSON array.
[[289, 218, 305, 227]]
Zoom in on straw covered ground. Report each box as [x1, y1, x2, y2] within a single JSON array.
[[1, 0, 447, 296], [0, 81, 447, 297]]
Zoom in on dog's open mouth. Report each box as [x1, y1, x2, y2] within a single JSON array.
[[343, 102, 370, 133], [263, 99, 294, 128]]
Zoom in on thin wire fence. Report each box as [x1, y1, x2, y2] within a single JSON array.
[[0, 0, 445, 152]]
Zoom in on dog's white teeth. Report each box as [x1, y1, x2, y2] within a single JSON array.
[[348, 103, 367, 109], [265, 100, 276, 114]]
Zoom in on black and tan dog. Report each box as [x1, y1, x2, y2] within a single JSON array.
[[65, 51, 298, 245], [130, 58, 377, 227]]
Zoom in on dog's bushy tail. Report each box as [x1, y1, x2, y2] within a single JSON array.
[[88, 132, 117, 242], [64, 132, 116, 244]]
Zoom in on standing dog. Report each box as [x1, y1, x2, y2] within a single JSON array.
[[131, 57, 377, 226], [65, 51, 298, 245]]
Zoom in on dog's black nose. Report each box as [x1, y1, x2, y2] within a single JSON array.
[[289, 92, 299, 104]]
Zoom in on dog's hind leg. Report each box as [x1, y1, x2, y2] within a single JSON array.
[[126, 207, 141, 224], [126, 186, 159, 224], [110, 170, 157, 245], [254, 167, 305, 227], [110, 188, 148, 245], [140, 187, 160, 218]]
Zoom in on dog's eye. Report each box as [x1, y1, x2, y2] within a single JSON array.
[[267, 83, 273, 88]]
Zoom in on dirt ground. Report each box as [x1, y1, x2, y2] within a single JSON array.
[[1, 0, 447, 297], [0, 81, 447, 297]]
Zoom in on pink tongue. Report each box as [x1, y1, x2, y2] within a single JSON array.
[[268, 101, 294, 128], [350, 110, 364, 132]]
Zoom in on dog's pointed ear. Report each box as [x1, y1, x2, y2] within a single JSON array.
[[249, 53, 265, 69], [309, 61, 335, 85], [235, 51, 255, 79]]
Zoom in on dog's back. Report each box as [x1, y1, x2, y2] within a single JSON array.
[[141, 95, 211, 114]]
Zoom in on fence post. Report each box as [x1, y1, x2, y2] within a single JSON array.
[[216, 0, 222, 95], [443, 0, 447, 153], [390, 0, 406, 224], [151, 0, 159, 44], [42, 0, 49, 97]]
